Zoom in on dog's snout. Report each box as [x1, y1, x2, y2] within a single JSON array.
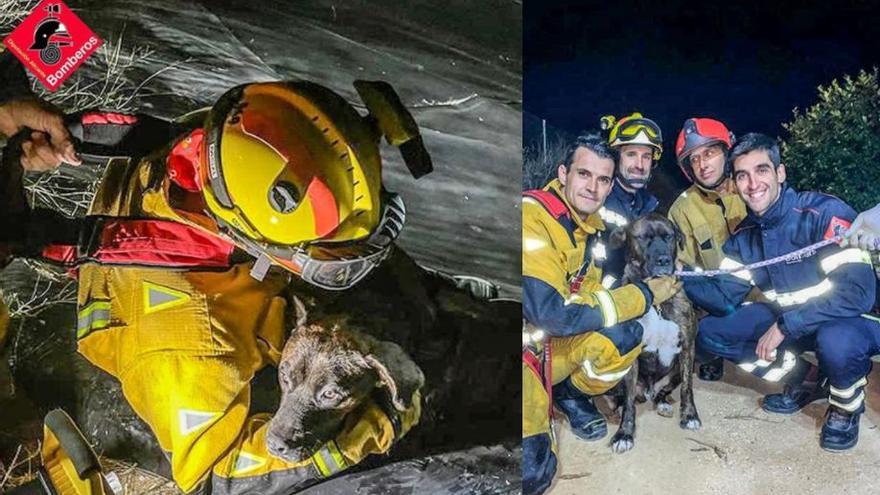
[[656, 254, 672, 266]]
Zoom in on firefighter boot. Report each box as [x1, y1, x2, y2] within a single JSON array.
[[820, 405, 861, 452], [552, 377, 606, 441], [762, 362, 827, 415]]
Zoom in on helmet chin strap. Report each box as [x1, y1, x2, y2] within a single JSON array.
[[616, 169, 651, 191], [695, 174, 726, 190]]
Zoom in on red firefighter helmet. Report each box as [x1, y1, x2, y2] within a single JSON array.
[[674, 117, 734, 183]]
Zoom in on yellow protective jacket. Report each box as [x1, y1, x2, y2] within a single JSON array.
[[74, 138, 419, 494], [667, 177, 747, 270], [522, 179, 652, 337]]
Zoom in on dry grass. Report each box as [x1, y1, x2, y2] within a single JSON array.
[[0, 442, 181, 494], [0, 0, 39, 36]]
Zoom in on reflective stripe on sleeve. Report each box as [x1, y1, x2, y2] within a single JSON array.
[[595, 289, 618, 327], [764, 279, 833, 307], [77, 300, 111, 338], [601, 275, 617, 289], [820, 248, 872, 273], [719, 257, 753, 283]]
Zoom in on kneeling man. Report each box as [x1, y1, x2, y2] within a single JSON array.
[[686, 133, 879, 451]]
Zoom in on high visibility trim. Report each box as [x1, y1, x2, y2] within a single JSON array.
[[830, 377, 868, 400], [564, 293, 584, 305], [77, 301, 112, 338], [523, 328, 545, 345], [764, 279, 833, 307], [738, 351, 790, 374], [829, 391, 865, 412], [761, 351, 798, 382], [582, 359, 630, 383], [820, 248, 871, 273], [719, 257, 753, 282], [601, 274, 617, 289], [598, 207, 628, 227], [313, 441, 347, 477], [230, 451, 266, 477], [524, 237, 546, 252], [595, 289, 618, 327], [178, 409, 221, 436], [592, 242, 607, 261], [143, 281, 191, 315]]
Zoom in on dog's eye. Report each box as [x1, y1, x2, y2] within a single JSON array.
[[319, 387, 343, 404]]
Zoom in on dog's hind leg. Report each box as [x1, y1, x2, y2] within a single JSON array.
[[677, 316, 702, 430], [610, 360, 638, 453]]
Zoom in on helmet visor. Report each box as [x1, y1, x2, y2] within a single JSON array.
[[218, 193, 405, 290]]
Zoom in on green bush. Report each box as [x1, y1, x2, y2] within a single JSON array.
[[782, 69, 880, 212]]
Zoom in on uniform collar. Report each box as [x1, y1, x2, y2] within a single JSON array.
[[694, 176, 737, 200], [546, 179, 605, 233], [748, 183, 796, 228], [610, 178, 658, 215]]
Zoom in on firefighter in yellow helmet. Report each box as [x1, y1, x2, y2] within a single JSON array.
[[0, 71, 431, 493]]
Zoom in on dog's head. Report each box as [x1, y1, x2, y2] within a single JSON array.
[[609, 213, 682, 278], [266, 298, 424, 462]]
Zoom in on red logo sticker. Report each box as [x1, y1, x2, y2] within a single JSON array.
[[824, 216, 852, 240], [3, 0, 102, 91]]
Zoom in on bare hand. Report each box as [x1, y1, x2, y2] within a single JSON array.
[[841, 203, 880, 251], [756, 322, 785, 362], [0, 98, 80, 171]]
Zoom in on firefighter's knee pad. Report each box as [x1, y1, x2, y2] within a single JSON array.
[[38, 409, 113, 495]]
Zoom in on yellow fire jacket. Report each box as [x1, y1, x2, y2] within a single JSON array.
[[75, 143, 419, 494], [522, 179, 651, 336], [667, 178, 747, 270]]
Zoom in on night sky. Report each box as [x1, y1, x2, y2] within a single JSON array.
[[524, 0, 880, 188]]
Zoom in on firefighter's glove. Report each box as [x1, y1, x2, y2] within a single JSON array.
[[645, 275, 682, 307]]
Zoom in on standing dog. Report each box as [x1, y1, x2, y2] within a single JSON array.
[[607, 213, 701, 452]]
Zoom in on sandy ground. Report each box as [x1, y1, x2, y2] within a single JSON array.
[[546, 361, 880, 495]]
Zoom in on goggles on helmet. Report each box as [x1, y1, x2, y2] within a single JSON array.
[[606, 113, 663, 162], [219, 193, 406, 290], [617, 118, 661, 140]]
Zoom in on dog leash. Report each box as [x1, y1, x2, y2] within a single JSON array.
[[673, 236, 841, 278]]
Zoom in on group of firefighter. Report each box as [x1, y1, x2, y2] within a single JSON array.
[[522, 113, 880, 494]]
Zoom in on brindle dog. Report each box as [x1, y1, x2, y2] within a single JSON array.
[[607, 213, 701, 453]]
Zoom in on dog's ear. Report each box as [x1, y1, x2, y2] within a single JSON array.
[[608, 226, 628, 250], [365, 339, 425, 411]]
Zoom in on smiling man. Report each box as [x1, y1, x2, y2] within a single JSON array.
[[683, 133, 880, 452], [521, 133, 681, 494]]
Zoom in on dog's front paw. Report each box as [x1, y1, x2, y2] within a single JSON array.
[[656, 402, 673, 417], [679, 414, 702, 430], [610, 431, 634, 453]]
